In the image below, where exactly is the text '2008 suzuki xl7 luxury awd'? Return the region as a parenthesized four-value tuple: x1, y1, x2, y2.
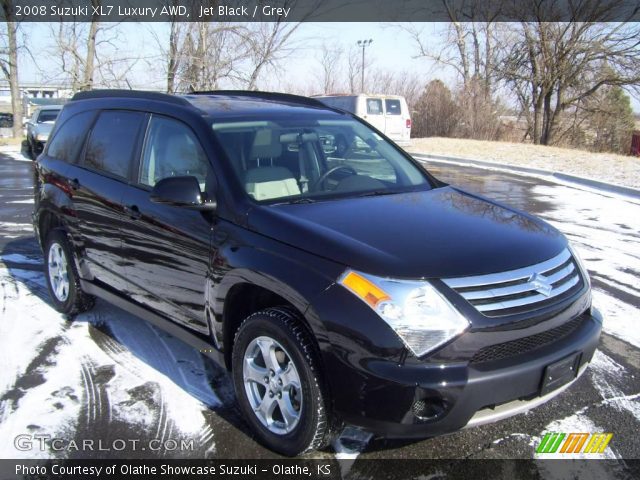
(33, 90, 601, 456)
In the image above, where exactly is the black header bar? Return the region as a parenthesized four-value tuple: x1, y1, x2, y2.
(2, 0, 640, 22)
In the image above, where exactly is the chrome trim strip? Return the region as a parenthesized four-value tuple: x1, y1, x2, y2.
(443, 249, 572, 289)
(476, 274, 580, 312)
(461, 263, 576, 301)
(465, 361, 589, 428)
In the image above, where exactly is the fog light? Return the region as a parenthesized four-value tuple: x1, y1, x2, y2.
(412, 398, 448, 421)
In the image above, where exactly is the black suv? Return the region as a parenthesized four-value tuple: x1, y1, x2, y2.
(33, 90, 601, 456)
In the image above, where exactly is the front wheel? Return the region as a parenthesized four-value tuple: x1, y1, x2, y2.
(232, 307, 332, 456)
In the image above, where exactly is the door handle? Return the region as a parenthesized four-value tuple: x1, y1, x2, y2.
(68, 178, 80, 190)
(125, 204, 141, 220)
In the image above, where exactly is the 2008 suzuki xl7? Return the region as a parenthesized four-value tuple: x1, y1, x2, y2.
(33, 90, 601, 456)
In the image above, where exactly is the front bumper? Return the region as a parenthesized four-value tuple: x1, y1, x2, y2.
(333, 307, 602, 438)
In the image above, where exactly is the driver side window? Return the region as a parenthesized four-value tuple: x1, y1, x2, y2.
(139, 116, 210, 189)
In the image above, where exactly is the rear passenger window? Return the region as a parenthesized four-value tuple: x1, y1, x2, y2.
(84, 111, 144, 178)
(366, 98, 383, 115)
(385, 99, 401, 115)
(47, 111, 94, 163)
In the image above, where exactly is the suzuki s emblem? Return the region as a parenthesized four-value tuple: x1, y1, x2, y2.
(529, 273, 552, 297)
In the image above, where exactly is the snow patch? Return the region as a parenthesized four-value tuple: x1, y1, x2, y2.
(589, 351, 640, 421)
(592, 290, 640, 350)
(0, 266, 217, 458)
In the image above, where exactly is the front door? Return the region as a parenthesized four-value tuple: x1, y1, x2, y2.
(119, 114, 215, 334)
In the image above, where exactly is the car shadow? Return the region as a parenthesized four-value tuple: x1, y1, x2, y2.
(0, 236, 280, 457)
(1, 235, 387, 458)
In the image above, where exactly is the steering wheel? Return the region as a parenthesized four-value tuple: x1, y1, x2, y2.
(311, 165, 358, 191)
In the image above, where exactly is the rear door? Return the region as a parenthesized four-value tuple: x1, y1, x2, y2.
(66, 110, 145, 286)
(383, 98, 405, 142)
(362, 97, 386, 132)
(119, 114, 215, 333)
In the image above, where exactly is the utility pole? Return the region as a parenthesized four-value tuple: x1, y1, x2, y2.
(357, 39, 372, 93)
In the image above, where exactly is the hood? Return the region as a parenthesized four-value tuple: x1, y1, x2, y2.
(34, 123, 55, 135)
(247, 186, 566, 279)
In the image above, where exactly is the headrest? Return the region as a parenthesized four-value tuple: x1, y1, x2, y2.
(250, 129, 282, 159)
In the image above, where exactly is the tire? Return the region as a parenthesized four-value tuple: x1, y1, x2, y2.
(27, 137, 34, 159)
(232, 307, 331, 456)
(44, 229, 95, 317)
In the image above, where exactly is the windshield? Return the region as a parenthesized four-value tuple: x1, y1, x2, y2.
(212, 116, 430, 203)
(38, 110, 60, 123)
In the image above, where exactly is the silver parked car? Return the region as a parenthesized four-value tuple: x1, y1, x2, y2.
(26, 105, 63, 158)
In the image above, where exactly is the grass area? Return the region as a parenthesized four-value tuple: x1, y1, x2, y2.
(407, 137, 640, 189)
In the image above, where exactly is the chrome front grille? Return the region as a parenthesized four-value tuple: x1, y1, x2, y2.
(443, 249, 583, 317)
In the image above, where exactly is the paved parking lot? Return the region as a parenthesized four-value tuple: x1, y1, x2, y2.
(0, 149, 638, 473)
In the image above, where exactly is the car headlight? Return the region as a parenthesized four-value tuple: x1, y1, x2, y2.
(338, 270, 469, 357)
(35, 133, 48, 142)
(568, 243, 591, 288)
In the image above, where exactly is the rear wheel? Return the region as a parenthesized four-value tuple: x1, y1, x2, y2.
(44, 229, 95, 316)
(232, 307, 331, 456)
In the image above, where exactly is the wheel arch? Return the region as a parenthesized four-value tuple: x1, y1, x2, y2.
(214, 269, 329, 372)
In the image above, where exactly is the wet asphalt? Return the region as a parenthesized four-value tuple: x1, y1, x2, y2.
(0, 149, 638, 468)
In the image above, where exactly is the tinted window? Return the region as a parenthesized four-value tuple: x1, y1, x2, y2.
(84, 111, 144, 178)
(140, 116, 210, 189)
(319, 96, 356, 113)
(366, 98, 383, 115)
(38, 110, 60, 123)
(47, 111, 94, 163)
(385, 99, 401, 115)
(0, 113, 13, 128)
(212, 116, 428, 203)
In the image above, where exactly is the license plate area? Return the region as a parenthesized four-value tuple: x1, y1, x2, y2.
(540, 352, 581, 396)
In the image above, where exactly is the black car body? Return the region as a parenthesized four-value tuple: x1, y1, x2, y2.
(33, 90, 601, 455)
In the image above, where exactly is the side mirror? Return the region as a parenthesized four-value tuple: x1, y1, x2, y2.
(150, 176, 216, 211)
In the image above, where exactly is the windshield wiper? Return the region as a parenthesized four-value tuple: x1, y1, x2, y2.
(354, 190, 399, 198)
(286, 197, 316, 204)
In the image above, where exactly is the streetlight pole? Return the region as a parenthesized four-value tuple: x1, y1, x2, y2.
(357, 39, 373, 93)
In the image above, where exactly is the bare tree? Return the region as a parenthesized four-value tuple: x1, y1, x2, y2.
(346, 46, 365, 94)
(82, 0, 100, 91)
(0, 0, 21, 137)
(500, 15, 640, 145)
(316, 42, 343, 94)
(46, 18, 139, 92)
(242, 19, 302, 90)
(166, 17, 184, 93)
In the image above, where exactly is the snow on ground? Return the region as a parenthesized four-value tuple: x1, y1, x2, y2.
(0, 146, 31, 163)
(589, 351, 640, 421)
(0, 264, 218, 458)
(0, 222, 33, 239)
(408, 137, 640, 189)
(531, 184, 640, 349)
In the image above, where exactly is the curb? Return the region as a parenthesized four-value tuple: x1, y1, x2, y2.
(410, 152, 640, 199)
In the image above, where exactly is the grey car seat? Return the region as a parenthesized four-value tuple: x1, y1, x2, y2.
(245, 129, 300, 200)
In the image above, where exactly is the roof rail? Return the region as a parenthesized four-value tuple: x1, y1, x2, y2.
(188, 90, 326, 108)
(71, 89, 191, 106)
